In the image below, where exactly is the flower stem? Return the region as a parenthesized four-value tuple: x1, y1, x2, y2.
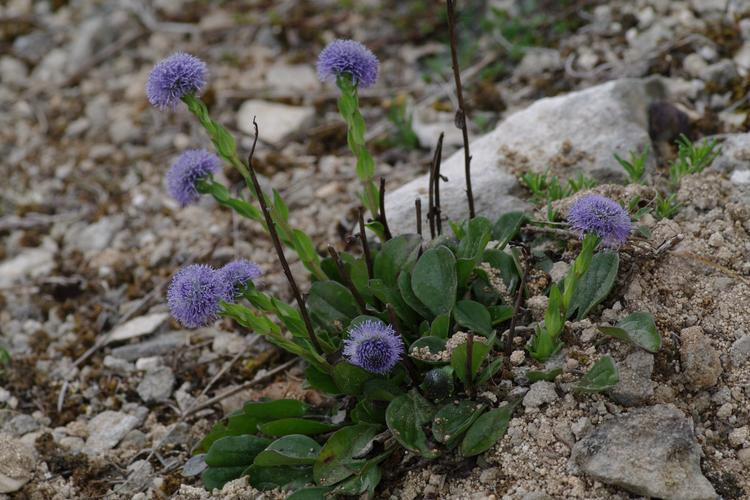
(336, 75, 380, 223)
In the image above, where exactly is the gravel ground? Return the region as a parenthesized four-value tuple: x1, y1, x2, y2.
(2, 0, 750, 498)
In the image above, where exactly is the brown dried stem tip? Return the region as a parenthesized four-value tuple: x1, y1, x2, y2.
(245, 118, 323, 354)
(446, 0, 475, 219)
(428, 132, 445, 238)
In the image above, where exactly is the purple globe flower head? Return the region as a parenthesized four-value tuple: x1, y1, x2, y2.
(219, 259, 262, 294)
(146, 52, 207, 109)
(567, 194, 632, 247)
(167, 149, 220, 207)
(317, 39, 379, 88)
(167, 264, 232, 328)
(343, 320, 403, 375)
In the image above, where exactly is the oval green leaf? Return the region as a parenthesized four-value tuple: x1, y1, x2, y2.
(411, 246, 457, 317)
(454, 300, 493, 336)
(254, 435, 321, 466)
(598, 311, 661, 353)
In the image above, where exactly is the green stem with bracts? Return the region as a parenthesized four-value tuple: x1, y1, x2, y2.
(529, 234, 598, 361)
(336, 75, 381, 232)
(182, 93, 325, 281)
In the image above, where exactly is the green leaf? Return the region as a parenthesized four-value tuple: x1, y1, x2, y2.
(411, 246, 457, 317)
(192, 410, 262, 454)
(304, 366, 340, 395)
(385, 390, 438, 458)
(333, 362, 374, 395)
(488, 305, 514, 325)
(205, 435, 272, 467)
(350, 398, 387, 425)
(573, 356, 620, 393)
(273, 189, 289, 222)
(246, 464, 313, 491)
(398, 271, 433, 320)
(450, 333, 495, 386)
(244, 400, 308, 420)
(368, 279, 420, 326)
(292, 229, 318, 264)
(313, 424, 381, 485)
(202, 435, 272, 490)
(333, 462, 382, 496)
(456, 217, 493, 285)
(457, 218, 492, 262)
(454, 300, 493, 336)
(567, 252, 619, 320)
(492, 212, 528, 249)
(544, 284, 563, 339)
(598, 311, 661, 353)
(528, 368, 562, 382)
(308, 281, 360, 330)
(202, 466, 248, 491)
(258, 419, 340, 437)
(432, 400, 485, 445)
(373, 234, 422, 287)
(460, 400, 520, 457)
(476, 357, 504, 386)
(430, 314, 451, 339)
(254, 435, 321, 466)
(363, 379, 404, 401)
(408, 336, 448, 364)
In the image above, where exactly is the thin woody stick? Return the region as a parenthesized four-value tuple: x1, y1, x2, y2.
(246, 118, 323, 354)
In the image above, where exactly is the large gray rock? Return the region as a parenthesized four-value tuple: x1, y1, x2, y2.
(385, 79, 657, 234)
(571, 404, 716, 500)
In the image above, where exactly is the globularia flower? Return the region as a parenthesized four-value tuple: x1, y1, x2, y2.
(146, 52, 207, 109)
(343, 320, 403, 375)
(167, 264, 232, 328)
(219, 260, 262, 294)
(568, 194, 632, 247)
(317, 39, 379, 88)
(167, 149, 220, 206)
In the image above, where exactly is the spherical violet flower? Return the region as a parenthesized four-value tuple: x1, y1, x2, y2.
(343, 320, 403, 375)
(167, 264, 232, 328)
(146, 52, 207, 109)
(567, 194, 632, 247)
(219, 259, 262, 294)
(317, 39, 379, 88)
(166, 149, 220, 206)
